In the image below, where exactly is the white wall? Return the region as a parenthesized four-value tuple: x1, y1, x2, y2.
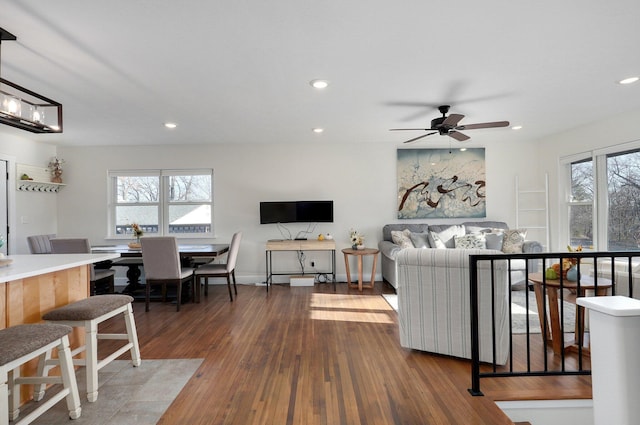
(55, 140, 537, 284)
(0, 132, 57, 254)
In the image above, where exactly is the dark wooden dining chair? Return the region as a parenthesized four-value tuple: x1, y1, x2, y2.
(50, 238, 115, 295)
(195, 231, 242, 301)
(140, 236, 195, 312)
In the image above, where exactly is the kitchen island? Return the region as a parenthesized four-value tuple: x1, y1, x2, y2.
(1, 253, 121, 329)
(0, 253, 121, 404)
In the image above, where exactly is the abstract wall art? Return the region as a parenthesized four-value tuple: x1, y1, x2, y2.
(397, 148, 486, 219)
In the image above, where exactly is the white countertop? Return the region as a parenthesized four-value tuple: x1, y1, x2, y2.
(0, 253, 121, 283)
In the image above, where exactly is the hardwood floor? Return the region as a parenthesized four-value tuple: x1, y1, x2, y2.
(98, 282, 590, 424)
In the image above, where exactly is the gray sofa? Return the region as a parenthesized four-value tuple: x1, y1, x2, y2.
(379, 221, 543, 289)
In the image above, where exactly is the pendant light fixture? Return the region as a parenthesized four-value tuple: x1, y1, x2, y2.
(0, 27, 63, 133)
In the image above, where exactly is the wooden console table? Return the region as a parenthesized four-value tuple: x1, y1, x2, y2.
(265, 239, 336, 292)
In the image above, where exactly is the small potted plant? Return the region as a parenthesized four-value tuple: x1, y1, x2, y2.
(128, 223, 144, 248)
(349, 229, 365, 249)
(48, 157, 65, 183)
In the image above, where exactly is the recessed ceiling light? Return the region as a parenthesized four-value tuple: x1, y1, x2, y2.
(164, 122, 177, 129)
(511, 125, 523, 130)
(312, 128, 324, 133)
(618, 77, 639, 85)
(310, 79, 329, 89)
(459, 148, 467, 152)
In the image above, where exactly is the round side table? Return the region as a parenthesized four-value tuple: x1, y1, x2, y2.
(342, 247, 380, 291)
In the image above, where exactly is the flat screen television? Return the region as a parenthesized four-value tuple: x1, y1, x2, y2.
(260, 201, 333, 224)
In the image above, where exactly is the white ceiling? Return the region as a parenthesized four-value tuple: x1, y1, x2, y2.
(2, 0, 640, 147)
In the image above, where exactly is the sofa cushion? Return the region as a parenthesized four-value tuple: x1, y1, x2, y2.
(502, 229, 527, 253)
(454, 234, 486, 249)
(391, 229, 414, 249)
(463, 221, 509, 234)
(409, 232, 430, 248)
(382, 224, 429, 242)
(427, 224, 465, 249)
(484, 232, 505, 250)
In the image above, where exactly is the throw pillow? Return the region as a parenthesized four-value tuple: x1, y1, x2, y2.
(409, 232, 430, 248)
(502, 229, 527, 254)
(484, 231, 505, 251)
(427, 225, 465, 249)
(430, 232, 446, 249)
(454, 234, 486, 249)
(391, 229, 414, 249)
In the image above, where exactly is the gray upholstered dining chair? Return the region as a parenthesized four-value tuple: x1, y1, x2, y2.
(195, 231, 242, 302)
(50, 238, 116, 295)
(27, 234, 56, 254)
(140, 236, 195, 312)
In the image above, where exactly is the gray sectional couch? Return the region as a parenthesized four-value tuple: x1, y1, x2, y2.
(383, 221, 543, 363)
(396, 247, 511, 364)
(379, 221, 543, 290)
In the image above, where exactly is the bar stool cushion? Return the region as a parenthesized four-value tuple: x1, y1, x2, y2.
(0, 324, 72, 365)
(43, 295, 134, 321)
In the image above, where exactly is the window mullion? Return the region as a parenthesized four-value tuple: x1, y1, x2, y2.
(160, 175, 168, 235)
(594, 154, 608, 250)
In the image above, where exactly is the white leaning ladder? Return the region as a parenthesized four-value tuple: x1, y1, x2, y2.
(515, 173, 550, 251)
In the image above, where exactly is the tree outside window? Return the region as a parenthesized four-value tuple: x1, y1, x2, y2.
(109, 170, 213, 237)
(569, 159, 593, 248)
(607, 150, 640, 250)
(568, 149, 640, 251)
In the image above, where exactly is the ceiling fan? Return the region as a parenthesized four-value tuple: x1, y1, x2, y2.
(390, 105, 509, 143)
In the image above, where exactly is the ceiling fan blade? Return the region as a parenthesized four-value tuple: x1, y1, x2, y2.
(442, 113, 464, 127)
(456, 121, 510, 130)
(448, 131, 470, 142)
(403, 132, 437, 144)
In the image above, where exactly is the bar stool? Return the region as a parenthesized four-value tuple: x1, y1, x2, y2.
(0, 323, 81, 425)
(40, 294, 141, 403)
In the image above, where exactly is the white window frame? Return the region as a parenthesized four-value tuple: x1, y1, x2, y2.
(562, 154, 597, 249)
(107, 168, 214, 239)
(561, 139, 640, 251)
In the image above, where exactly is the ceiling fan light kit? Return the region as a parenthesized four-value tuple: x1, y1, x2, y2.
(390, 104, 509, 144)
(0, 27, 63, 134)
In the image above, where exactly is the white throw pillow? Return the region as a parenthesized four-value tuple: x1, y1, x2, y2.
(430, 232, 447, 249)
(391, 229, 414, 249)
(502, 229, 527, 253)
(427, 225, 465, 249)
(454, 234, 487, 249)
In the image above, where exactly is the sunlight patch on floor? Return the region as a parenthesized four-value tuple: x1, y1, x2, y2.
(511, 303, 536, 315)
(308, 293, 394, 323)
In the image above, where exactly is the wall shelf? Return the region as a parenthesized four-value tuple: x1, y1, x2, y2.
(16, 163, 65, 193)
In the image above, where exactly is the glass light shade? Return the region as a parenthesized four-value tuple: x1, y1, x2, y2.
(1, 94, 21, 116)
(29, 105, 44, 123)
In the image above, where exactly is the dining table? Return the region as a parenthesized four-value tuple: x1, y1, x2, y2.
(92, 243, 229, 296)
